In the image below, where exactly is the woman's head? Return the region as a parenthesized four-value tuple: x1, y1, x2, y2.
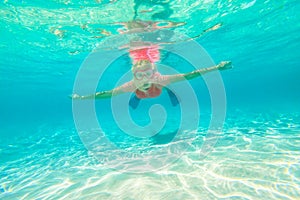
(129, 45, 160, 90)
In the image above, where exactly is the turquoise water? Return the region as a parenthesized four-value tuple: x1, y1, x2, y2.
(1, 0, 300, 199)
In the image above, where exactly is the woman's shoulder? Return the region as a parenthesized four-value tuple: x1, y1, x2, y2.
(152, 72, 170, 86)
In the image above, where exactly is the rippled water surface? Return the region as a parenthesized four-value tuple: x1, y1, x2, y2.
(1, 0, 300, 199)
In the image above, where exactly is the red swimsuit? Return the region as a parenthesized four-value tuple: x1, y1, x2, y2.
(135, 84, 162, 99)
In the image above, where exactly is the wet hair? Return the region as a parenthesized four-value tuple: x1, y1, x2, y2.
(132, 60, 154, 71)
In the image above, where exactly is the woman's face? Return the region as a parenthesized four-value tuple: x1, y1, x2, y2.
(133, 62, 156, 90)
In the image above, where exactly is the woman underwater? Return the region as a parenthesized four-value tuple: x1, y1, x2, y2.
(71, 43, 233, 109)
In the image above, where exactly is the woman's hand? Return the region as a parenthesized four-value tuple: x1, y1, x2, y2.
(69, 94, 82, 100)
(217, 61, 233, 70)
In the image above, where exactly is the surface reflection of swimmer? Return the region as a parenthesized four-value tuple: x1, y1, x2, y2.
(71, 44, 232, 109)
(116, 20, 222, 46)
(133, 0, 173, 20)
(115, 20, 184, 35)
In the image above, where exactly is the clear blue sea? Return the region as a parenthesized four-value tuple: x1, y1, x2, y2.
(1, 0, 300, 199)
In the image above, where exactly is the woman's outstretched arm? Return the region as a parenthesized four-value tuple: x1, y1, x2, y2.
(70, 81, 135, 100)
(70, 89, 120, 100)
(163, 61, 232, 84)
